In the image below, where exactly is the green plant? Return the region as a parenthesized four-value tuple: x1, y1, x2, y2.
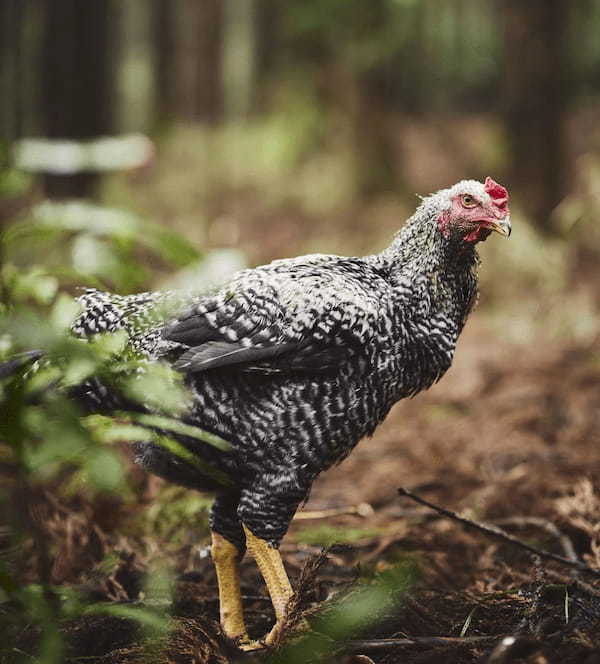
(0, 200, 220, 663)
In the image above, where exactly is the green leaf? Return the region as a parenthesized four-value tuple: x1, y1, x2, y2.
(151, 433, 234, 488)
(122, 364, 189, 416)
(50, 294, 81, 332)
(127, 413, 231, 451)
(90, 329, 129, 359)
(62, 356, 98, 385)
(84, 602, 170, 633)
(86, 448, 124, 491)
(26, 365, 63, 394)
(270, 560, 418, 663)
(23, 403, 90, 476)
(10, 268, 58, 304)
(87, 420, 152, 444)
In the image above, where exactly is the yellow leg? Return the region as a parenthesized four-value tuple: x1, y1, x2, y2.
(243, 524, 294, 646)
(211, 531, 248, 642)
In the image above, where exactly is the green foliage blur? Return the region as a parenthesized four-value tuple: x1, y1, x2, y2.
(269, 556, 419, 664)
(0, 198, 214, 663)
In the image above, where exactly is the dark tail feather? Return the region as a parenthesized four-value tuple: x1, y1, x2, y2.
(0, 350, 45, 379)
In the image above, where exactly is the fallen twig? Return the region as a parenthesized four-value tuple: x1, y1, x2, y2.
(347, 635, 501, 652)
(493, 516, 579, 562)
(398, 487, 600, 579)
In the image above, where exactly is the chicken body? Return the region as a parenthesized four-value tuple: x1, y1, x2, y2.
(70, 178, 510, 646)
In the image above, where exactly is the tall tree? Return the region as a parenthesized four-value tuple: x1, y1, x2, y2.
(222, 0, 256, 120)
(501, 0, 570, 230)
(175, 0, 224, 124)
(152, 0, 177, 130)
(0, 0, 23, 155)
(41, 0, 114, 198)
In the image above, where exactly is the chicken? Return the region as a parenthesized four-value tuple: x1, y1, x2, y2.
(68, 177, 511, 647)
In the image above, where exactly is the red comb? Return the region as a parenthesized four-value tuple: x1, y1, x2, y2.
(484, 177, 509, 210)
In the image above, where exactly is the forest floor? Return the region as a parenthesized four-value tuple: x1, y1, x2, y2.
(6, 312, 600, 664)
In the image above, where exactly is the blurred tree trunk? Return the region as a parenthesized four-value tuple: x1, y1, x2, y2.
(352, 1, 398, 197)
(254, 0, 279, 111)
(152, 0, 177, 130)
(175, 0, 223, 124)
(0, 0, 23, 157)
(354, 71, 397, 197)
(223, 0, 256, 120)
(501, 0, 570, 231)
(117, 2, 153, 133)
(41, 0, 114, 198)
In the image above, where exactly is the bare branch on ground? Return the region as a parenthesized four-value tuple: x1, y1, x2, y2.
(397, 487, 600, 580)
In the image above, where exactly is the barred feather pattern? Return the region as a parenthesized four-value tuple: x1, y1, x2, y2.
(71, 180, 485, 549)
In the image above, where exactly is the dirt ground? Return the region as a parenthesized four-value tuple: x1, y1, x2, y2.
(5, 313, 600, 664)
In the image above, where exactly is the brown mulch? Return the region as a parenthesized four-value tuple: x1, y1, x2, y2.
(3, 322, 600, 663)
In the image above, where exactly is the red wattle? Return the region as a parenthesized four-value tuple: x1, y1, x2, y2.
(463, 228, 481, 243)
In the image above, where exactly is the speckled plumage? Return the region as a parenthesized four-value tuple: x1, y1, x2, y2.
(71, 180, 502, 551)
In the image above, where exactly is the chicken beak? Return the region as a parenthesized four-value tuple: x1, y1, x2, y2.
(487, 217, 511, 237)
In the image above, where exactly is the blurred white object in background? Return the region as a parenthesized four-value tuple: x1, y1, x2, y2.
(14, 134, 155, 174)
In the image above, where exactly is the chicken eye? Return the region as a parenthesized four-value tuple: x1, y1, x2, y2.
(461, 194, 477, 208)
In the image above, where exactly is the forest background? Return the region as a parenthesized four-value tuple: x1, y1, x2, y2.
(2, 2, 600, 663)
